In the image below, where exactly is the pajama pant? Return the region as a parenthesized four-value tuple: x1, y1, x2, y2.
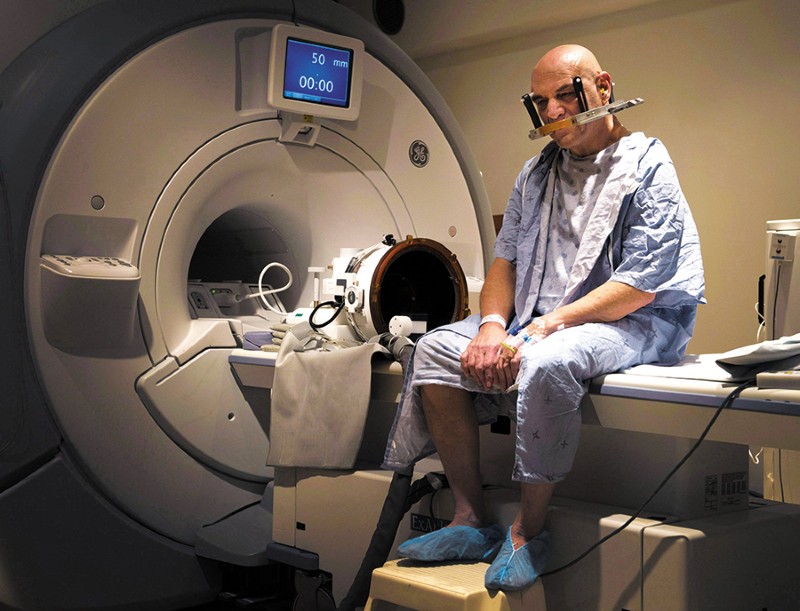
(382, 311, 680, 483)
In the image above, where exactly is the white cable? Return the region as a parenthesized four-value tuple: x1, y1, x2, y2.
(749, 446, 764, 465)
(754, 301, 765, 341)
(240, 262, 293, 315)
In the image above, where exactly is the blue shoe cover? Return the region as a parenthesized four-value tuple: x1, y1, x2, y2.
(484, 528, 550, 591)
(397, 524, 504, 562)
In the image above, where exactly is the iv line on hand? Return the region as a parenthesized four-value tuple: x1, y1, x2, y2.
(500, 318, 547, 354)
(499, 317, 566, 354)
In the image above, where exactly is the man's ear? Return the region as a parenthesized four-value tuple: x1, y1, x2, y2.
(596, 72, 613, 103)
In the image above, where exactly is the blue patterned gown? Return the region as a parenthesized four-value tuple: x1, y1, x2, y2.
(383, 132, 705, 483)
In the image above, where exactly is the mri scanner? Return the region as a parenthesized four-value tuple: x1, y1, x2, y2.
(3, 1, 800, 610)
(0, 1, 490, 608)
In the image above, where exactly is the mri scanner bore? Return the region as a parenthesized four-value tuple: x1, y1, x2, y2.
(0, 0, 493, 608)
(189, 221, 469, 345)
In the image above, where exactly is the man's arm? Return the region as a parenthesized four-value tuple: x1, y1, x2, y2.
(479, 257, 516, 324)
(528, 280, 654, 338)
(460, 258, 516, 389)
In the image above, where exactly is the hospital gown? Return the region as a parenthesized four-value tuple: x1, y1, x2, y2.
(382, 132, 705, 483)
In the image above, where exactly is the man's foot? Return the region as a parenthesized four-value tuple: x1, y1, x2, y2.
(484, 527, 550, 591)
(397, 524, 504, 562)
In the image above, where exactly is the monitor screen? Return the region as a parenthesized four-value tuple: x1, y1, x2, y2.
(283, 37, 353, 108)
(268, 24, 364, 121)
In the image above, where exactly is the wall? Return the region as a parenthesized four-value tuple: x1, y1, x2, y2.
(404, 0, 799, 354)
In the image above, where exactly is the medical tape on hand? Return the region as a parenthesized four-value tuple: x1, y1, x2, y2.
(499, 318, 550, 354)
(500, 330, 532, 354)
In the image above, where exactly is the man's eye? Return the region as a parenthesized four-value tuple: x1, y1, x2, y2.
(558, 91, 578, 102)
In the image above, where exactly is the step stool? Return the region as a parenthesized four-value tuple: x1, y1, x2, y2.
(364, 559, 546, 611)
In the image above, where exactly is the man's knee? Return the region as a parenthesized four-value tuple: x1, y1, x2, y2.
(412, 332, 439, 361)
(520, 333, 600, 382)
(521, 348, 574, 380)
(411, 329, 467, 370)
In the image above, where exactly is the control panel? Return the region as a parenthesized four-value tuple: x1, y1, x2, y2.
(41, 254, 140, 278)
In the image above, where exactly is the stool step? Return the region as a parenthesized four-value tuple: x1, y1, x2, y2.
(364, 559, 546, 611)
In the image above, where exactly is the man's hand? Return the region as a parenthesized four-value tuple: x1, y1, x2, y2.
(460, 323, 521, 390)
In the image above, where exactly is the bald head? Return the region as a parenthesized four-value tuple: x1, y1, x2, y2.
(530, 45, 625, 155)
(533, 45, 603, 88)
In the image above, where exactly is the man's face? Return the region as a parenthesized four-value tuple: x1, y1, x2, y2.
(530, 69, 604, 154)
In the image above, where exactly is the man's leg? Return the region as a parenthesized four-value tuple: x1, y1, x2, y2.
(487, 320, 656, 590)
(512, 482, 555, 546)
(396, 383, 504, 562)
(420, 384, 487, 527)
(483, 474, 555, 591)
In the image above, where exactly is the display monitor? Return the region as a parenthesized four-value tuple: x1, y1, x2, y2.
(268, 24, 364, 121)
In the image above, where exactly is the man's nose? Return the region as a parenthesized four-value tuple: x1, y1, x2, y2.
(544, 99, 566, 121)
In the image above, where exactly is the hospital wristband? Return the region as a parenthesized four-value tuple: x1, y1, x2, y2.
(480, 314, 507, 329)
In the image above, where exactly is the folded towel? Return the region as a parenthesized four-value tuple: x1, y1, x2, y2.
(267, 330, 389, 468)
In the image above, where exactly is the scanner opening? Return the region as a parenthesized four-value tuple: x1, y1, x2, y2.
(188, 208, 300, 319)
(368, 238, 469, 335)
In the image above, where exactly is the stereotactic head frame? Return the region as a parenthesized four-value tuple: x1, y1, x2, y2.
(526, 97, 644, 141)
(572, 76, 589, 113)
(523, 77, 644, 141)
(521, 75, 590, 130)
(521, 92, 542, 129)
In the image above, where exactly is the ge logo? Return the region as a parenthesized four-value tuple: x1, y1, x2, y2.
(408, 140, 429, 168)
